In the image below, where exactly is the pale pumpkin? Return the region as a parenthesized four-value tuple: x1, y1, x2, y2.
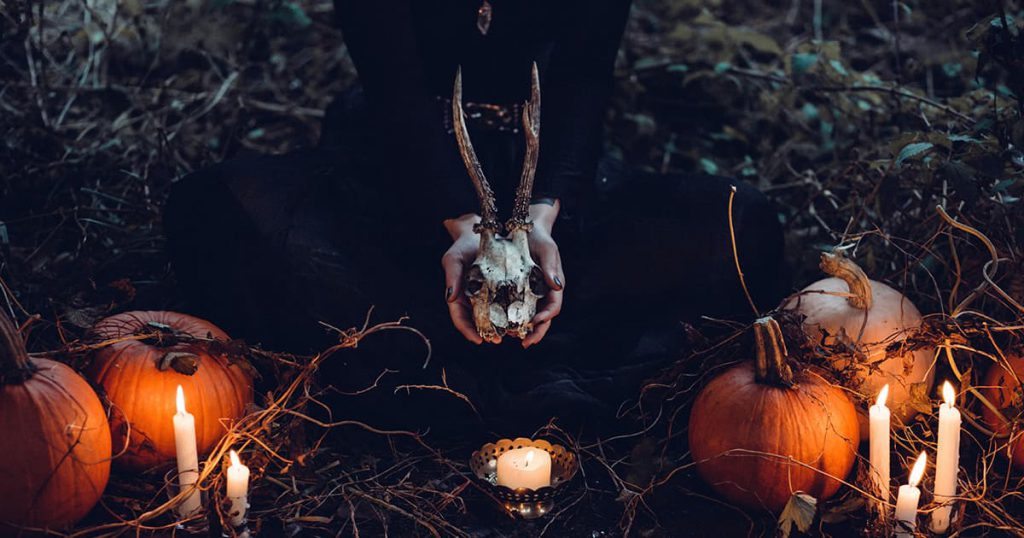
(87, 311, 254, 471)
(0, 311, 111, 534)
(979, 353, 1024, 469)
(688, 317, 860, 513)
(784, 252, 934, 439)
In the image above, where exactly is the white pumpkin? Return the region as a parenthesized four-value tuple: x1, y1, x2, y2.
(784, 252, 934, 439)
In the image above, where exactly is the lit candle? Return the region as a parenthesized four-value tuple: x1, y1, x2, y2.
(495, 448, 551, 490)
(869, 384, 891, 504)
(931, 381, 961, 533)
(226, 450, 250, 530)
(173, 385, 202, 516)
(894, 452, 927, 538)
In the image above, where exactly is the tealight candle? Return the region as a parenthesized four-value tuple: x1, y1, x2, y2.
(496, 448, 551, 490)
(173, 385, 202, 516)
(226, 450, 250, 529)
(894, 452, 927, 538)
(869, 384, 891, 504)
(931, 381, 961, 534)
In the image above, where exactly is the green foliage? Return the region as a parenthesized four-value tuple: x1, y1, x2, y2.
(895, 142, 936, 166)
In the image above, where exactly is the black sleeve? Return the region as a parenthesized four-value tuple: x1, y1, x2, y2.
(334, 0, 478, 221)
(535, 0, 632, 206)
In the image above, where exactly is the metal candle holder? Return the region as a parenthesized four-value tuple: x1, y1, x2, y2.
(469, 438, 578, 519)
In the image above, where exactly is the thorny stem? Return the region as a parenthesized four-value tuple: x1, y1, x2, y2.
(752, 317, 795, 387)
(819, 251, 874, 310)
(0, 309, 35, 385)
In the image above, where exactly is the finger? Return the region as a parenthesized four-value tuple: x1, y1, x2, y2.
(522, 320, 552, 348)
(448, 300, 483, 344)
(532, 289, 563, 324)
(535, 241, 565, 291)
(441, 252, 464, 302)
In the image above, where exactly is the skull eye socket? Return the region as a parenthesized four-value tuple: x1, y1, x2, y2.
(529, 265, 547, 296)
(465, 265, 486, 295)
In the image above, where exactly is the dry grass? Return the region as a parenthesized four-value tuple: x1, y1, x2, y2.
(3, 0, 1024, 535)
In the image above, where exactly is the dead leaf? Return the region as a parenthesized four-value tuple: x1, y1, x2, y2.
(778, 492, 817, 538)
(907, 382, 934, 415)
(820, 495, 864, 524)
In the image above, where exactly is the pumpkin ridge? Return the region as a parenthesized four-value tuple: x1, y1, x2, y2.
(40, 366, 112, 467)
(30, 368, 96, 524)
(23, 375, 65, 521)
(209, 359, 238, 442)
(87, 311, 253, 471)
(688, 316, 859, 512)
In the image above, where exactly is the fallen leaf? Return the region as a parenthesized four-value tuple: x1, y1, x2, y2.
(778, 492, 817, 538)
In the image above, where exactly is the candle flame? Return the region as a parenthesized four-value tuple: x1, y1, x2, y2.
(876, 384, 890, 407)
(230, 450, 242, 468)
(942, 381, 955, 407)
(175, 385, 186, 415)
(908, 452, 927, 487)
(525, 449, 535, 467)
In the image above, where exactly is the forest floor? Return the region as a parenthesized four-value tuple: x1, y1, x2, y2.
(2, 0, 1024, 536)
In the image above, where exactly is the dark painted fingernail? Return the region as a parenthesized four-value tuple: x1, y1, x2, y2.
(553, 276, 563, 289)
(445, 286, 453, 301)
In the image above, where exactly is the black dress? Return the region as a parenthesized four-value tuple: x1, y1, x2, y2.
(163, 0, 787, 432)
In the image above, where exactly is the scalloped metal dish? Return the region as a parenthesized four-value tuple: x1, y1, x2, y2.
(469, 438, 578, 519)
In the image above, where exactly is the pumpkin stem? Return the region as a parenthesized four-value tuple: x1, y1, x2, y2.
(159, 352, 200, 375)
(0, 310, 37, 385)
(753, 317, 794, 387)
(819, 251, 873, 310)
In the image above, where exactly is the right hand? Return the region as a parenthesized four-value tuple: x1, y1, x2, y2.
(441, 214, 487, 344)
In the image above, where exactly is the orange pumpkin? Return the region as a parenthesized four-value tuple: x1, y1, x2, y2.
(0, 311, 111, 534)
(688, 317, 860, 512)
(784, 252, 934, 439)
(979, 353, 1024, 469)
(87, 311, 254, 471)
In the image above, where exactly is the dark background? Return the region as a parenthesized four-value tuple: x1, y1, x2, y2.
(2, 0, 1023, 536)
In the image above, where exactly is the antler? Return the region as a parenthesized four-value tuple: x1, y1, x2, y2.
(453, 67, 500, 233)
(507, 62, 541, 232)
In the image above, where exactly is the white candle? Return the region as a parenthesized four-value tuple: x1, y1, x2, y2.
(495, 448, 551, 490)
(894, 452, 927, 538)
(869, 384, 891, 504)
(173, 385, 202, 516)
(931, 381, 961, 533)
(226, 450, 250, 529)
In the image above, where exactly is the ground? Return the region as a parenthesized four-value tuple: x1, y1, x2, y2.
(2, 0, 1024, 536)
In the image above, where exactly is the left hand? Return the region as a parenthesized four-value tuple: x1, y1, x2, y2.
(522, 200, 565, 348)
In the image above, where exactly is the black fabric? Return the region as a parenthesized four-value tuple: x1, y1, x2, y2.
(165, 90, 787, 434)
(333, 0, 632, 220)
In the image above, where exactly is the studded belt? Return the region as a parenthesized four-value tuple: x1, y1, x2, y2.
(439, 97, 524, 134)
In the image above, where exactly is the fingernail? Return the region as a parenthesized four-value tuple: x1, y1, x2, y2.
(445, 286, 453, 301)
(553, 276, 563, 290)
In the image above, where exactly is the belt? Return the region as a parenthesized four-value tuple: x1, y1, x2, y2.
(438, 97, 525, 134)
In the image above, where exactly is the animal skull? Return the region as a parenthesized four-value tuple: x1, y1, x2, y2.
(452, 64, 548, 342)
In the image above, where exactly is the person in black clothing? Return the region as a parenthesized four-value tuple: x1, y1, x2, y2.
(164, 0, 787, 432)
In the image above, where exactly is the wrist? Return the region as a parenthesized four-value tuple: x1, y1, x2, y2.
(444, 213, 481, 240)
(529, 199, 560, 234)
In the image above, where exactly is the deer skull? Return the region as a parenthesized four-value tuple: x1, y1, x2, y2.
(452, 64, 547, 342)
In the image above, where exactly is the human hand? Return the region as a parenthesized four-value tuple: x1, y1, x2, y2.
(522, 200, 564, 348)
(442, 213, 485, 344)
(441, 201, 564, 347)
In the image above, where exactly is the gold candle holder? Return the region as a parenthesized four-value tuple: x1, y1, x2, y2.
(469, 438, 578, 519)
